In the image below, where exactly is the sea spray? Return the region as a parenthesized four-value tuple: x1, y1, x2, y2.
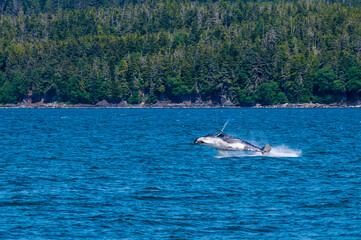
(216, 145, 301, 158)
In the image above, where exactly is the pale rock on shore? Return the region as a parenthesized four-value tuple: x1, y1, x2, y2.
(0, 100, 360, 109)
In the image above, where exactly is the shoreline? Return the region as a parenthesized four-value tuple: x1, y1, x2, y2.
(0, 101, 361, 109)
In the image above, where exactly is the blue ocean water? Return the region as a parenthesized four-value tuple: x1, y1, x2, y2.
(0, 108, 360, 239)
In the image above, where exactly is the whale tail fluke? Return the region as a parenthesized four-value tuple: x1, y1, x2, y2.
(261, 144, 272, 154)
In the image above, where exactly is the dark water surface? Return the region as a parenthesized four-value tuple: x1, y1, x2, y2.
(0, 109, 360, 239)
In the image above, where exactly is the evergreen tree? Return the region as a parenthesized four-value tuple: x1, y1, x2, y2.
(0, 0, 360, 105)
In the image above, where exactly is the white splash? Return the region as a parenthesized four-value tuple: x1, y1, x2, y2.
(216, 145, 301, 158)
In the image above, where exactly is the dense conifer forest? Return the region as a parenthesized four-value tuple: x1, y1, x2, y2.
(0, 0, 361, 105)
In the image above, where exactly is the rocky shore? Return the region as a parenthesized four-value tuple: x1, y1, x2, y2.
(254, 102, 361, 108)
(1, 100, 361, 109)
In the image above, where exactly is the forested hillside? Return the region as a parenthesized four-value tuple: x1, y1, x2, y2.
(0, 0, 361, 105)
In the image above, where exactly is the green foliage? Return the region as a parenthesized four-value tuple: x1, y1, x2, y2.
(237, 89, 255, 106)
(146, 93, 158, 104)
(0, 81, 20, 103)
(255, 81, 285, 105)
(0, 71, 27, 103)
(128, 91, 142, 104)
(345, 67, 361, 100)
(0, 0, 361, 105)
(313, 67, 344, 103)
(166, 77, 193, 102)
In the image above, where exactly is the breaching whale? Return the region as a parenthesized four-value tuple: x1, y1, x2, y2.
(194, 122, 272, 154)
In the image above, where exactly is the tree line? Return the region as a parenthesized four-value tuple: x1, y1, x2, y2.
(0, 0, 361, 105)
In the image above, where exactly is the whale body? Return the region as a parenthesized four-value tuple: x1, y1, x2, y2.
(194, 134, 272, 154)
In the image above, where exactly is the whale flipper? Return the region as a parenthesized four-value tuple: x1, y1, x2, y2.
(216, 121, 228, 137)
(261, 144, 272, 154)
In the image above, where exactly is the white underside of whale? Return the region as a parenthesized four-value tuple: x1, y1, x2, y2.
(199, 137, 256, 151)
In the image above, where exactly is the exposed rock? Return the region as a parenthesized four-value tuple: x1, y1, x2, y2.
(95, 100, 113, 107)
(222, 101, 236, 108)
(116, 101, 128, 107)
(72, 104, 92, 108)
(195, 98, 203, 104)
(1, 100, 361, 109)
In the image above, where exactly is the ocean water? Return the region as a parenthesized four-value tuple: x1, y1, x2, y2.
(0, 108, 360, 239)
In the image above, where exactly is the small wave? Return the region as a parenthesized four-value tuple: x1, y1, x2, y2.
(216, 145, 301, 158)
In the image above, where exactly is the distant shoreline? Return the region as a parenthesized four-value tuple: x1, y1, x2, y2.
(1, 101, 361, 109)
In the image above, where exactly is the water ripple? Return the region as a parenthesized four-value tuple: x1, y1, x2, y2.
(0, 108, 360, 239)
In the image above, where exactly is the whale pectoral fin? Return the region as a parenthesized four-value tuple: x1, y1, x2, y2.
(216, 121, 229, 137)
(261, 144, 272, 154)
